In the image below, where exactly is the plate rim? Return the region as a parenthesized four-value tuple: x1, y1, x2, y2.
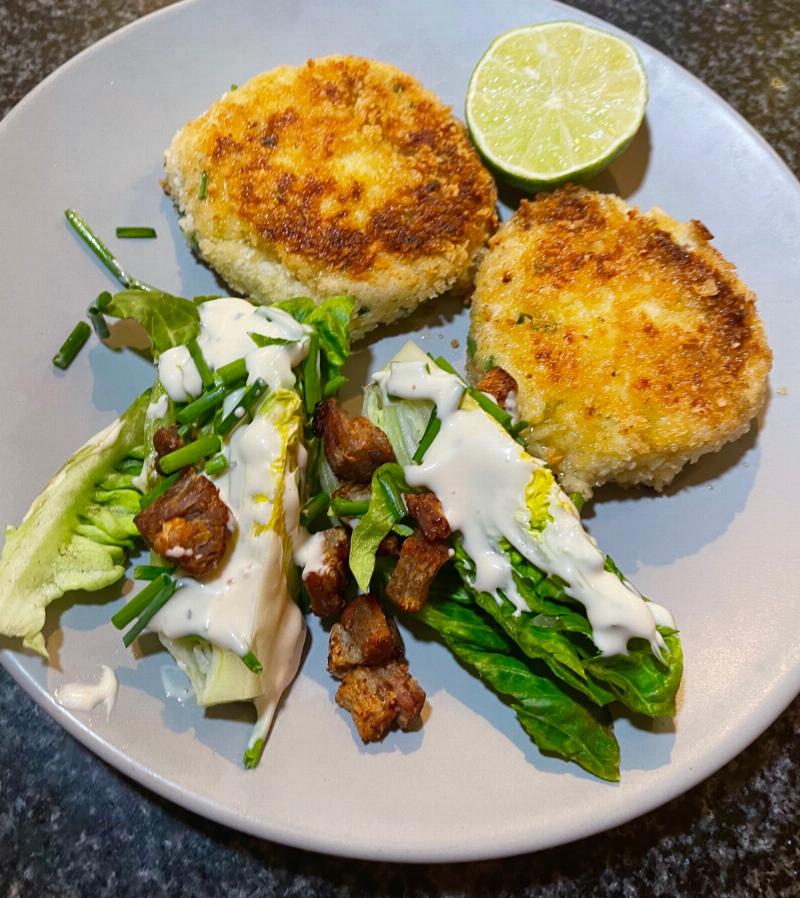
(1, 0, 799, 863)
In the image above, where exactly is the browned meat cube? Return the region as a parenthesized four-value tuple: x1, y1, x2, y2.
(134, 472, 232, 578)
(152, 425, 184, 476)
(312, 398, 395, 481)
(328, 594, 402, 677)
(335, 660, 425, 742)
(386, 533, 451, 612)
(476, 366, 518, 408)
(405, 492, 451, 541)
(302, 527, 350, 618)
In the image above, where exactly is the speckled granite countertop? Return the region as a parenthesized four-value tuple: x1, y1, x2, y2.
(1, 1, 798, 895)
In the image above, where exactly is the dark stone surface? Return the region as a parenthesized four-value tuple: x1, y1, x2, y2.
(1, 1, 798, 896)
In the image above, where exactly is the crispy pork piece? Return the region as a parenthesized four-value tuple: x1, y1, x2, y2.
(134, 472, 231, 578)
(386, 532, 451, 613)
(328, 594, 402, 677)
(476, 366, 518, 409)
(469, 184, 772, 497)
(313, 398, 395, 481)
(163, 56, 497, 341)
(335, 660, 425, 742)
(152, 425, 184, 476)
(302, 527, 350, 618)
(405, 492, 451, 541)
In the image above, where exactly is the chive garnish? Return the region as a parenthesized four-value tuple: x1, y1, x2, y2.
(300, 491, 330, 527)
(112, 573, 171, 630)
(134, 564, 176, 581)
(243, 738, 265, 769)
(569, 492, 586, 513)
(216, 378, 268, 437)
(199, 171, 208, 199)
(64, 209, 155, 291)
(87, 304, 110, 339)
(323, 374, 348, 398)
(160, 434, 221, 474)
(248, 332, 296, 348)
(96, 290, 113, 311)
(466, 386, 513, 431)
(115, 226, 157, 239)
(330, 497, 369, 517)
(377, 473, 407, 521)
(52, 321, 91, 369)
(213, 357, 247, 386)
(186, 337, 214, 388)
(139, 471, 182, 509)
(205, 452, 228, 476)
(431, 355, 459, 377)
(241, 650, 263, 674)
(122, 577, 178, 647)
(176, 383, 228, 425)
(302, 334, 321, 416)
(392, 522, 414, 537)
(412, 407, 441, 463)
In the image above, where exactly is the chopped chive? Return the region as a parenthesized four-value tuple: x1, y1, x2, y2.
(392, 522, 414, 537)
(115, 226, 157, 239)
(412, 407, 441, 463)
(569, 492, 586, 513)
(160, 434, 221, 474)
(95, 290, 113, 311)
(176, 383, 228, 424)
(248, 332, 296, 348)
(466, 334, 477, 358)
(323, 374, 348, 398)
(52, 321, 91, 369)
(431, 355, 460, 377)
(122, 577, 178, 647)
(303, 334, 321, 416)
(241, 650, 263, 674)
(243, 737, 265, 769)
(516, 313, 532, 325)
(87, 298, 110, 338)
(134, 564, 176, 581)
(377, 473, 407, 521)
(230, 83, 238, 91)
(199, 171, 208, 200)
(187, 337, 214, 388)
(205, 452, 228, 476)
(214, 357, 247, 386)
(511, 419, 529, 436)
(139, 471, 182, 509)
(466, 386, 513, 431)
(484, 355, 495, 373)
(300, 491, 330, 527)
(64, 209, 155, 291)
(330, 497, 369, 517)
(112, 573, 171, 629)
(177, 423, 193, 442)
(217, 378, 268, 437)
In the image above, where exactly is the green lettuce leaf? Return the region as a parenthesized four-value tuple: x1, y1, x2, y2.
(416, 592, 620, 781)
(349, 463, 407, 591)
(0, 392, 149, 656)
(276, 294, 355, 381)
(105, 289, 200, 356)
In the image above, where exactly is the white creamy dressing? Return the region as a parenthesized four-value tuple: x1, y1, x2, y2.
(131, 392, 171, 493)
(376, 353, 673, 659)
(158, 298, 310, 403)
(54, 665, 118, 720)
(373, 359, 465, 417)
(293, 529, 331, 582)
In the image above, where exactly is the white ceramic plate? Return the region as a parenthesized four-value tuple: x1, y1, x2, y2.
(1, 0, 798, 864)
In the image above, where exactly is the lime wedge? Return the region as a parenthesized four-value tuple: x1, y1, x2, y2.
(466, 21, 648, 190)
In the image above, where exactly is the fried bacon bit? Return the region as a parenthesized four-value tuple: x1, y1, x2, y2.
(328, 594, 403, 676)
(312, 398, 395, 481)
(386, 532, 451, 613)
(303, 527, 350, 618)
(405, 492, 451, 541)
(476, 366, 518, 407)
(335, 661, 425, 742)
(134, 472, 232, 577)
(377, 532, 402, 556)
(152, 425, 184, 475)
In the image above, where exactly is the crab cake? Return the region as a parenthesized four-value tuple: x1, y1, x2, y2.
(164, 56, 497, 341)
(469, 185, 772, 497)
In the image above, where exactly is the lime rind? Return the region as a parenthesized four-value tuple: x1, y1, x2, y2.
(465, 21, 648, 191)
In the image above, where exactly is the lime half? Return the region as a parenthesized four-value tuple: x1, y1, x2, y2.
(466, 21, 648, 191)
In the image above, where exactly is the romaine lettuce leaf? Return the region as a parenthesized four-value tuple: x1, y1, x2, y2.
(105, 289, 200, 356)
(276, 294, 355, 381)
(0, 392, 149, 656)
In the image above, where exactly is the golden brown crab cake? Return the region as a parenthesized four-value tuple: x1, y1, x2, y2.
(164, 56, 497, 341)
(469, 185, 772, 497)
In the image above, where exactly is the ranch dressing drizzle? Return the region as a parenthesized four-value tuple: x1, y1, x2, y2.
(377, 356, 672, 659)
(54, 665, 118, 720)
